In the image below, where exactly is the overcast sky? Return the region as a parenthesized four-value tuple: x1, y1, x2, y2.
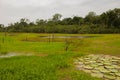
(0, 0, 120, 26)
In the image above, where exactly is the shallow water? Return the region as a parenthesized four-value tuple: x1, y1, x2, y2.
(0, 53, 33, 58)
(39, 36, 95, 39)
(0, 53, 17, 58)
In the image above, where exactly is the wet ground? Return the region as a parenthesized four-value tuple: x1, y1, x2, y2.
(39, 36, 96, 39)
(0, 52, 33, 58)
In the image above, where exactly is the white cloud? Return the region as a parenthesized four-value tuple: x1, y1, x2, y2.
(1, 0, 55, 7)
(60, 0, 86, 5)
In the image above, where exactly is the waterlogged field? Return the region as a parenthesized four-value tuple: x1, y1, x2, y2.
(0, 33, 120, 80)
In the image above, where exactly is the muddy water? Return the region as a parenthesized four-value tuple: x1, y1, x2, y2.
(0, 53, 18, 58)
(0, 53, 33, 58)
(39, 36, 96, 39)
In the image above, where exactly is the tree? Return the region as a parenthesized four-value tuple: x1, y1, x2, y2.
(52, 13, 62, 22)
(0, 24, 4, 32)
(5, 8, 120, 34)
(36, 19, 47, 25)
(84, 11, 97, 24)
(100, 8, 120, 28)
(20, 18, 29, 23)
(0, 24, 4, 28)
(20, 18, 29, 27)
(29, 22, 35, 26)
(72, 16, 83, 25)
(62, 18, 72, 25)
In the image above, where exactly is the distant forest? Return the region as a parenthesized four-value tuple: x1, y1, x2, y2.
(0, 8, 120, 34)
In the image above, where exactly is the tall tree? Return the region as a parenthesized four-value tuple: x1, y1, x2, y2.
(62, 18, 72, 25)
(100, 8, 120, 28)
(72, 16, 83, 25)
(84, 11, 97, 24)
(36, 19, 47, 25)
(52, 13, 62, 22)
(0, 24, 4, 32)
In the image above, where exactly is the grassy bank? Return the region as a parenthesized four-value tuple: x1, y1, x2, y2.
(0, 33, 120, 80)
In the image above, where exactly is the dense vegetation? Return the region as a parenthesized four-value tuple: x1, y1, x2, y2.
(0, 8, 120, 33)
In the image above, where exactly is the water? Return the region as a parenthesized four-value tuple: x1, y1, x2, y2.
(39, 36, 95, 39)
(0, 53, 33, 58)
(0, 53, 17, 58)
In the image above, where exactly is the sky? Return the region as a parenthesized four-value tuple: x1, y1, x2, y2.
(0, 0, 120, 26)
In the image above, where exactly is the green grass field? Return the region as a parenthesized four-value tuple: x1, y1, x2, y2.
(0, 33, 120, 80)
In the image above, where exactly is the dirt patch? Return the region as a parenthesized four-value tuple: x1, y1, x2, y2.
(61, 76, 71, 80)
(36, 54, 48, 57)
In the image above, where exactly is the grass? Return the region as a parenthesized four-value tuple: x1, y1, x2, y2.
(0, 53, 100, 80)
(0, 33, 120, 80)
(0, 51, 8, 55)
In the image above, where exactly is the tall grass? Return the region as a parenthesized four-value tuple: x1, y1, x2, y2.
(0, 33, 120, 80)
(0, 52, 100, 80)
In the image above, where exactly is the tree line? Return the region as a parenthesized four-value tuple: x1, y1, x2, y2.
(0, 8, 120, 34)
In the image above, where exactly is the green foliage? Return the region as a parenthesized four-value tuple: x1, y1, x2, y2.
(84, 12, 97, 24)
(1, 8, 119, 34)
(100, 8, 120, 28)
(52, 13, 62, 22)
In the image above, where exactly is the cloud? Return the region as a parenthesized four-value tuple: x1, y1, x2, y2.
(0, 0, 120, 26)
(0, 0, 55, 7)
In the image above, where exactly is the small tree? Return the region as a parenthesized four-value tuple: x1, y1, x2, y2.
(64, 39, 73, 51)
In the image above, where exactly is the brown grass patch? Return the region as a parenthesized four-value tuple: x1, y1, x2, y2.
(36, 53, 48, 57)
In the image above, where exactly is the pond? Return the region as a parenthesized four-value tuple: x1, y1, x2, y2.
(0, 52, 33, 58)
(0, 53, 17, 58)
(39, 36, 96, 39)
